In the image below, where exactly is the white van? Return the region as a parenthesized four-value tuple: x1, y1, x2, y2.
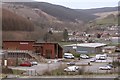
(96, 54, 107, 60)
(64, 53, 74, 59)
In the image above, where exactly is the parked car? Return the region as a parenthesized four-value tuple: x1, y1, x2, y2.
(98, 56, 107, 60)
(19, 61, 32, 67)
(107, 63, 116, 68)
(80, 54, 89, 59)
(64, 53, 74, 59)
(30, 61, 38, 65)
(64, 67, 73, 72)
(90, 58, 96, 62)
(64, 66, 79, 72)
(99, 65, 112, 70)
(67, 62, 75, 66)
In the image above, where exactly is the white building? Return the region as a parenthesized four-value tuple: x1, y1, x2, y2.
(64, 43, 107, 54)
(111, 37, 120, 43)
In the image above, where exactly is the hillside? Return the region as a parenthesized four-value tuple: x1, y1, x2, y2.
(11, 2, 97, 22)
(2, 2, 119, 41)
(95, 14, 118, 25)
(2, 8, 34, 31)
(78, 7, 118, 26)
(94, 11, 118, 19)
(2, 3, 85, 41)
(76, 7, 118, 14)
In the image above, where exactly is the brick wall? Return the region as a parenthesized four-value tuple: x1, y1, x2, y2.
(3, 41, 35, 51)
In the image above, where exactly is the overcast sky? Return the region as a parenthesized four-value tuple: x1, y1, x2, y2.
(34, 0, 120, 9)
(2, 0, 120, 9)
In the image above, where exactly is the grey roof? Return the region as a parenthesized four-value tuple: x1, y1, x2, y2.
(64, 43, 107, 48)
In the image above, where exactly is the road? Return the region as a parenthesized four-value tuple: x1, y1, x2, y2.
(1, 74, 118, 80)
(1, 74, 119, 80)
(1, 78, 116, 80)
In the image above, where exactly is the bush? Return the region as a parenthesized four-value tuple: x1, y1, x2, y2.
(43, 71, 51, 75)
(114, 77, 119, 80)
(2, 67, 13, 74)
(73, 53, 80, 58)
(112, 60, 120, 67)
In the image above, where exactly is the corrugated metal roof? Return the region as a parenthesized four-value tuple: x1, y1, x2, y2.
(64, 43, 107, 48)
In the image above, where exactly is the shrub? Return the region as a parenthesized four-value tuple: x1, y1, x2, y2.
(2, 67, 13, 74)
(43, 70, 51, 75)
(73, 53, 80, 58)
(112, 60, 120, 67)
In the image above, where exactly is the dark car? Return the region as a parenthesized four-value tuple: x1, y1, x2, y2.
(20, 61, 32, 67)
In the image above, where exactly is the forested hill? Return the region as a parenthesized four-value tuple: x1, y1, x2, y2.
(12, 2, 97, 22)
(2, 8, 34, 31)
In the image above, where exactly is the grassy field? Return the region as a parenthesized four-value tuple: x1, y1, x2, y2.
(96, 18, 117, 25)
(12, 69, 25, 75)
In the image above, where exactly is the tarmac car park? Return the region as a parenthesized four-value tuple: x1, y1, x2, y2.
(63, 53, 118, 73)
(8, 53, 119, 75)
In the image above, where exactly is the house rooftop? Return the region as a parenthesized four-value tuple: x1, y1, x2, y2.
(64, 43, 107, 48)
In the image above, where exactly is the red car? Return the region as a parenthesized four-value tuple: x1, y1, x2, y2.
(19, 61, 32, 67)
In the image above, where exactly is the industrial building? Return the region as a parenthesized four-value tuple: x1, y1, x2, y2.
(33, 42, 63, 59)
(102, 46, 116, 53)
(64, 43, 107, 54)
(2, 40, 63, 60)
(111, 37, 120, 43)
